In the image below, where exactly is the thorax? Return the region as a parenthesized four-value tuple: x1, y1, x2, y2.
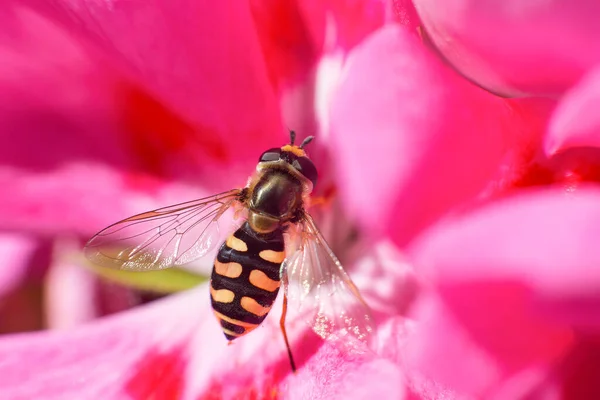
(246, 169, 304, 233)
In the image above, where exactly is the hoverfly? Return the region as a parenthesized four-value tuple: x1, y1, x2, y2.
(84, 131, 373, 371)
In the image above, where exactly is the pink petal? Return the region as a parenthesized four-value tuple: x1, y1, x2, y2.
(249, 0, 387, 153)
(0, 6, 278, 235)
(546, 67, 600, 155)
(0, 7, 163, 234)
(376, 316, 473, 399)
(319, 0, 388, 51)
(413, 0, 600, 97)
(405, 295, 559, 398)
(391, 0, 422, 33)
(411, 187, 600, 327)
(0, 162, 229, 236)
(405, 295, 505, 396)
(5, 284, 299, 399)
(330, 25, 519, 246)
(21, 0, 282, 159)
(250, 0, 387, 91)
(192, 315, 406, 399)
(0, 7, 126, 173)
(0, 288, 203, 399)
(286, 340, 405, 399)
(0, 248, 408, 399)
(486, 98, 557, 194)
(405, 187, 600, 394)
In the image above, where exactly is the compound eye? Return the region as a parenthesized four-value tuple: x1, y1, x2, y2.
(259, 148, 282, 162)
(292, 156, 318, 187)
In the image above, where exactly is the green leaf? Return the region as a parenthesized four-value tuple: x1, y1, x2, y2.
(85, 263, 208, 293)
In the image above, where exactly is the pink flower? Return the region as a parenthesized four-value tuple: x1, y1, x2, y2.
(329, 24, 553, 247)
(327, 3, 600, 398)
(404, 187, 600, 399)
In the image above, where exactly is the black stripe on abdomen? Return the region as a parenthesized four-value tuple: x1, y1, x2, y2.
(210, 222, 285, 340)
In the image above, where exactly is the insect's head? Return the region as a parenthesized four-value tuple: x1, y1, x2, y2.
(258, 130, 318, 187)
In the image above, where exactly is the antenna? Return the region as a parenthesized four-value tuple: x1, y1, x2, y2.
(289, 130, 296, 146)
(299, 136, 314, 149)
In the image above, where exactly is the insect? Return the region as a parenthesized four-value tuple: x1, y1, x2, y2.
(84, 131, 373, 371)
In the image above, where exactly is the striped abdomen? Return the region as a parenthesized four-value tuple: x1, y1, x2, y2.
(210, 222, 285, 340)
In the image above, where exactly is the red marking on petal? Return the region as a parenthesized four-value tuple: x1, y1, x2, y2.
(197, 332, 323, 399)
(120, 171, 167, 196)
(511, 148, 600, 193)
(197, 353, 296, 399)
(119, 83, 229, 178)
(509, 159, 554, 190)
(125, 346, 187, 400)
(325, 0, 385, 50)
(561, 336, 600, 400)
(198, 380, 281, 400)
(250, 1, 384, 91)
(250, 0, 321, 91)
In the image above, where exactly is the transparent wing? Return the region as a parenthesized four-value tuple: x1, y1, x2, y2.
(283, 212, 375, 342)
(84, 189, 242, 271)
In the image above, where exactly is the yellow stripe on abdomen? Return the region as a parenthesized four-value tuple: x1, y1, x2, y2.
(210, 287, 235, 303)
(259, 249, 285, 263)
(214, 260, 243, 278)
(213, 311, 258, 329)
(249, 269, 280, 292)
(240, 296, 271, 317)
(226, 235, 248, 252)
(222, 327, 244, 338)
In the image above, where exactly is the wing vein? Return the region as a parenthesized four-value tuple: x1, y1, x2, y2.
(84, 189, 242, 270)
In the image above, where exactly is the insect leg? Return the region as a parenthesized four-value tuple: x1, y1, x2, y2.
(279, 261, 297, 372)
(280, 291, 297, 373)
